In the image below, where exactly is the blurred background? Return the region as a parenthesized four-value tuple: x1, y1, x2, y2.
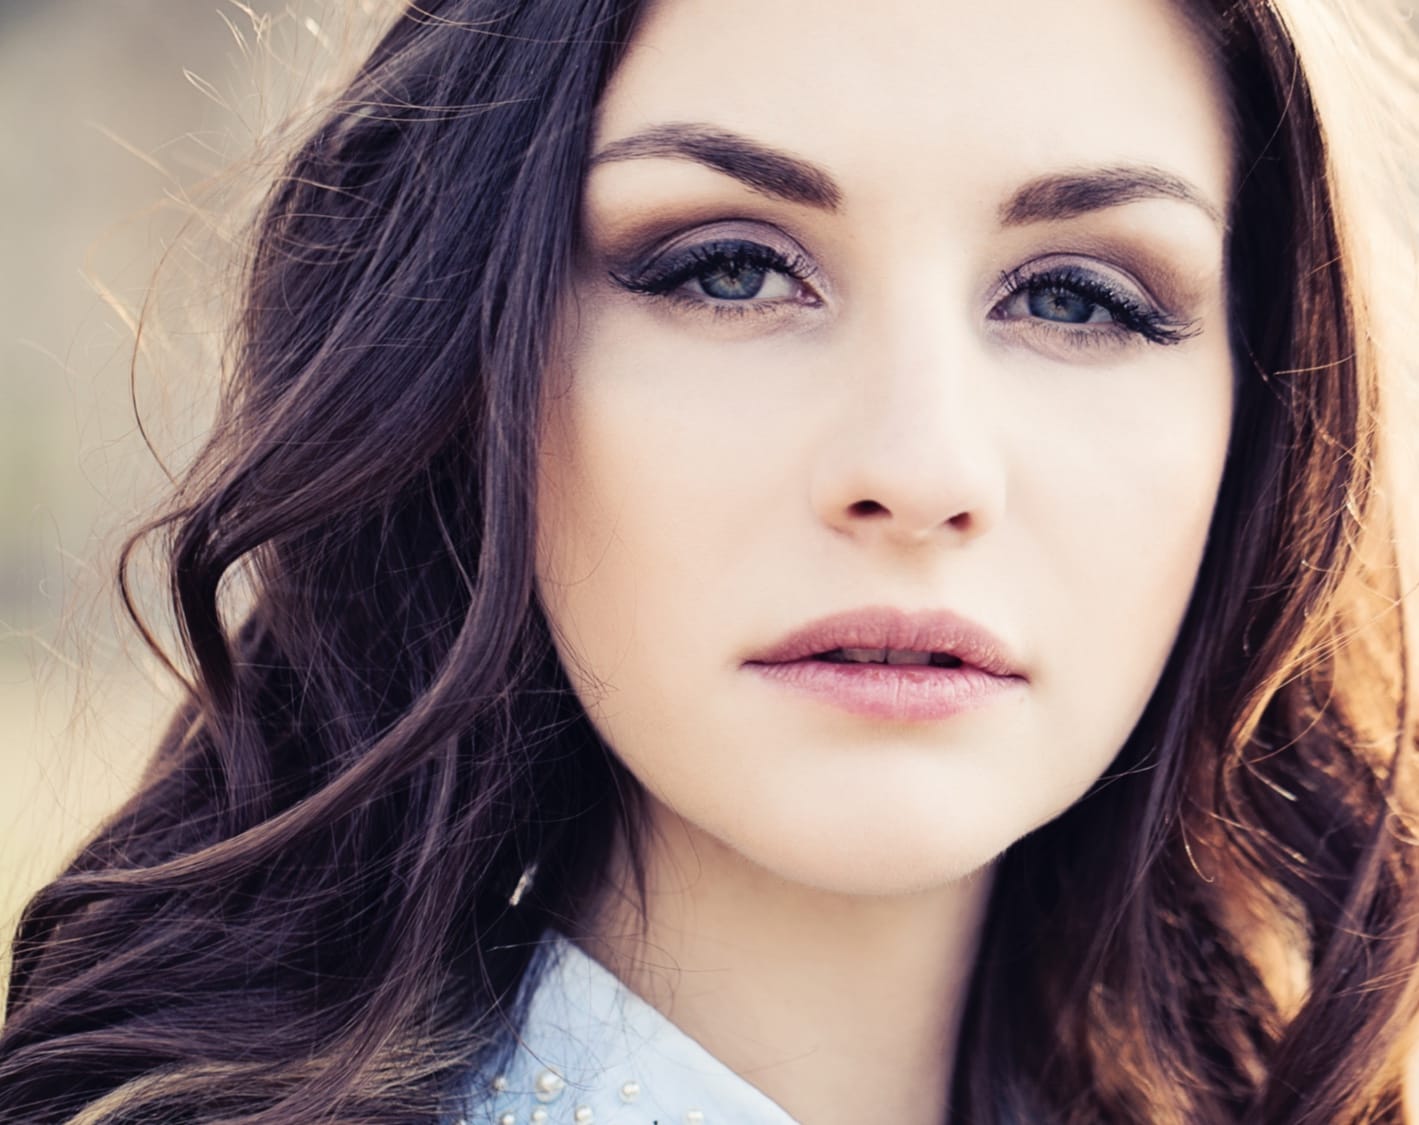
(0, 1, 389, 958)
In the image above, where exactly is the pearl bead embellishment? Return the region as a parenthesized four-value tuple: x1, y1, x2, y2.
(534, 1068, 566, 1102)
(480, 1067, 716, 1125)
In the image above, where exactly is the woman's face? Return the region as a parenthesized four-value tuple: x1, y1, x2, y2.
(536, 0, 1234, 895)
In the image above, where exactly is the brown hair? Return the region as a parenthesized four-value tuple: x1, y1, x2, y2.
(2, 1, 1416, 1122)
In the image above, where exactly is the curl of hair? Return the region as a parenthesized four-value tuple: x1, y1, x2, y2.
(1, 1, 1417, 1122)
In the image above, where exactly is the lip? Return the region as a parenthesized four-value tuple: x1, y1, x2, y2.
(742, 605, 1026, 722)
(744, 606, 1024, 676)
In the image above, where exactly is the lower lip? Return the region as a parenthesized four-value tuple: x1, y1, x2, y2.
(745, 659, 1024, 721)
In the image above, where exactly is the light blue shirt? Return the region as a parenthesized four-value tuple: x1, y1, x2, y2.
(461, 931, 800, 1124)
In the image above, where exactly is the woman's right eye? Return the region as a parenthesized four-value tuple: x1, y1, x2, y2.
(610, 237, 820, 314)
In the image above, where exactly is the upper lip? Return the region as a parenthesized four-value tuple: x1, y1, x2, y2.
(744, 605, 1025, 679)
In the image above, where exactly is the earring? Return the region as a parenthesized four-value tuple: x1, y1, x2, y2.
(509, 861, 539, 907)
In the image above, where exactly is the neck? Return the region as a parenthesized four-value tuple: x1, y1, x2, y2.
(578, 806, 995, 1125)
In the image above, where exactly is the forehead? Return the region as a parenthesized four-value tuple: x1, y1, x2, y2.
(595, 0, 1233, 213)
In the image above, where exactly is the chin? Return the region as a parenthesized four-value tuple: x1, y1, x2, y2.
(717, 792, 1029, 899)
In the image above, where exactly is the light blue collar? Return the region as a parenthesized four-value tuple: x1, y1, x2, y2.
(464, 930, 800, 1124)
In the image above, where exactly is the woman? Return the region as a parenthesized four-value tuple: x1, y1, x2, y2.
(2, 0, 1417, 1121)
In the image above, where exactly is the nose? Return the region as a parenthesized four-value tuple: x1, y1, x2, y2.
(809, 309, 1007, 549)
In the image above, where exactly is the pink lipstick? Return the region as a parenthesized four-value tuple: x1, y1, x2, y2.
(743, 606, 1025, 722)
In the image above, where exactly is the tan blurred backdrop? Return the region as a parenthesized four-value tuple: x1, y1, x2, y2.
(0, 1, 390, 962)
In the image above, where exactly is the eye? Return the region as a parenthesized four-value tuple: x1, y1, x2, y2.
(991, 262, 1196, 347)
(689, 250, 796, 301)
(1019, 287, 1113, 325)
(610, 236, 820, 314)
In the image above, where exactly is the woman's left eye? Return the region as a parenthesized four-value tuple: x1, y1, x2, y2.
(1015, 287, 1115, 325)
(991, 263, 1195, 346)
(610, 237, 819, 313)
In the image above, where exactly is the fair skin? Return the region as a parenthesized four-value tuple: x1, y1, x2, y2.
(535, 0, 1235, 1121)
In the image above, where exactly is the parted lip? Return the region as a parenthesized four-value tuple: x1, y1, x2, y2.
(743, 605, 1025, 679)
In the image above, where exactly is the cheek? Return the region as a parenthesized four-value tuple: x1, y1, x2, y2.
(1017, 348, 1234, 729)
(535, 311, 799, 685)
(534, 387, 626, 703)
(533, 353, 721, 717)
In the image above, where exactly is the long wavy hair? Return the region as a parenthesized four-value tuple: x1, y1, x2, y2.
(2, 0, 1417, 1121)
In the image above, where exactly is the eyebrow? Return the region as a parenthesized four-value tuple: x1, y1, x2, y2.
(588, 122, 843, 210)
(1000, 167, 1225, 229)
(589, 122, 1224, 229)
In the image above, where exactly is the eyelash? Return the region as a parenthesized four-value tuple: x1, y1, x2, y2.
(609, 238, 818, 315)
(993, 264, 1196, 346)
(609, 238, 1195, 346)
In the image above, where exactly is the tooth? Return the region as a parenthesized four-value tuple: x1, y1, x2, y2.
(887, 650, 932, 665)
(840, 647, 887, 663)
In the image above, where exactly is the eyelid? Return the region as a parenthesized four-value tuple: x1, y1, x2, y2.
(985, 253, 1163, 311)
(604, 220, 822, 289)
(617, 239, 816, 293)
(988, 254, 1200, 347)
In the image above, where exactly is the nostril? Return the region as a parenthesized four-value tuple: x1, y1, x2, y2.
(848, 499, 888, 517)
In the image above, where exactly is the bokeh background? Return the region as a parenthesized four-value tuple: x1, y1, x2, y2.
(0, 1, 391, 965)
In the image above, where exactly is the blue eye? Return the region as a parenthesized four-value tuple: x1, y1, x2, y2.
(697, 258, 770, 300)
(1027, 288, 1109, 325)
(611, 238, 817, 309)
(994, 264, 1194, 345)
